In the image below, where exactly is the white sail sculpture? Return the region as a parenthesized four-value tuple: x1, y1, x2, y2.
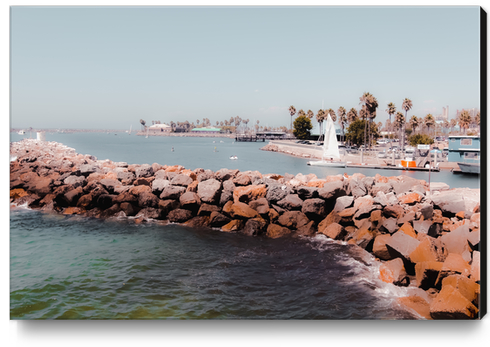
(307, 114, 346, 167)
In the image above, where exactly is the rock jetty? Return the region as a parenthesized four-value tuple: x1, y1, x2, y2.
(10, 139, 481, 320)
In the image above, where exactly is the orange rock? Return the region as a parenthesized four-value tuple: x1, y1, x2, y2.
(370, 209, 383, 223)
(430, 284, 478, 319)
(10, 188, 28, 200)
(353, 195, 374, 210)
(229, 202, 259, 219)
(398, 296, 431, 320)
(435, 253, 472, 288)
(63, 207, 84, 215)
(307, 179, 327, 188)
(441, 274, 479, 306)
(266, 224, 291, 239)
(455, 211, 465, 220)
(399, 222, 417, 238)
(264, 173, 281, 180)
(372, 234, 392, 260)
(221, 219, 243, 232)
(410, 238, 439, 263)
(319, 222, 345, 240)
(318, 211, 341, 232)
(186, 180, 199, 193)
(104, 172, 118, 180)
(379, 258, 406, 284)
(398, 192, 422, 205)
(165, 165, 184, 173)
(415, 261, 443, 290)
(233, 184, 267, 203)
(375, 174, 389, 183)
(338, 207, 356, 218)
(182, 169, 197, 181)
(268, 208, 279, 222)
(448, 219, 465, 232)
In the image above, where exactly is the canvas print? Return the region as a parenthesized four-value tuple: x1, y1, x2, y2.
(10, 6, 484, 320)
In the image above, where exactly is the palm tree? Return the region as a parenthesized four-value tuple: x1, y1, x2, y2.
(458, 110, 471, 134)
(346, 108, 358, 124)
(386, 102, 396, 148)
(394, 112, 405, 146)
(298, 109, 306, 117)
(140, 119, 146, 130)
(316, 109, 325, 139)
(307, 110, 314, 119)
(401, 98, 412, 152)
(449, 119, 457, 133)
(424, 114, 435, 135)
(288, 106, 297, 132)
(409, 115, 419, 134)
(359, 92, 378, 150)
(337, 106, 347, 142)
(442, 119, 449, 135)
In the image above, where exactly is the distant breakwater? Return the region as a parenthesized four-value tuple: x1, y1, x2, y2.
(10, 139, 481, 320)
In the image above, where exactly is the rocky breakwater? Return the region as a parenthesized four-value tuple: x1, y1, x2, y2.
(10, 139, 482, 320)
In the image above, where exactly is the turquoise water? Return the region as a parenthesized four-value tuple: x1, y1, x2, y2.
(9, 132, 479, 319)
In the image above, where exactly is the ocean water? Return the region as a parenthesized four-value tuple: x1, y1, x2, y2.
(9, 132, 480, 319)
(8, 132, 481, 189)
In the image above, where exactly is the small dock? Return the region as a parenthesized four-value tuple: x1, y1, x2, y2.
(235, 135, 263, 142)
(345, 164, 440, 172)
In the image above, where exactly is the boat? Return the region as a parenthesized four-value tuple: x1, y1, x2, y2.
(229, 156, 238, 160)
(126, 125, 132, 135)
(18, 130, 25, 135)
(457, 162, 480, 174)
(307, 114, 346, 167)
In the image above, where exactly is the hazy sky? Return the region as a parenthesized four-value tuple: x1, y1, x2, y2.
(10, 6, 481, 131)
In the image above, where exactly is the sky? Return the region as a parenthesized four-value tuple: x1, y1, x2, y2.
(9, 5, 481, 131)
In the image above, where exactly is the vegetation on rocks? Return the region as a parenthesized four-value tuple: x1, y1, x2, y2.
(10, 139, 481, 320)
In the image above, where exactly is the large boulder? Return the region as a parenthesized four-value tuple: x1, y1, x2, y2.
(277, 194, 303, 211)
(179, 191, 201, 211)
(233, 184, 267, 204)
(229, 202, 260, 219)
(385, 230, 421, 274)
(130, 185, 160, 208)
(379, 258, 407, 285)
(198, 178, 222, 204)
(160, 185, 186, 200)
(209, 211, 232, 227)
(152, 179, 171, 195)
(277, 211, 309, 229)
(266, 224, 291, 239)
(430, 284, 478, 319)
(372, 234, 392, 260)
(301, 198, 326, 222)
(171, 174, 194, 187)
(265, 184, 290, 203)
(99, 178, 121, 193)
(242, 218, 267, 237)
(135, 164, 154, 178)
(348, 177, 367, 199)
(296, 186, 318, 200)
(430, 189, 479, 217)
(332, 196, 354, 212)
(219, 179, 236, 205)
(319, 222, 346, 240)
(64, 175, 86, 189)
(249, 198, 270, 215)
(168, 209, 193, 223)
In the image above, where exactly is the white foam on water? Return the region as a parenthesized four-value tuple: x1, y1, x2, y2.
(304, 233, 420, 314)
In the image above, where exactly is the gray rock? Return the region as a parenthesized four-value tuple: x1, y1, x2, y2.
(135, 207, 164, 220)
(197, 169, 215, 182)
(209, 211, 232, 227)
(151, 179, 170, 195)
(380, 217, 399, 234)
(159, 185, 186, 200)
(277, 194, 303, 210)
(333, 196, 354, 212)
(296, 186, 318, 200)
(385, 230, 421, 274)
(135, 164, 154, 178)
(219, 179, 236, 205)
(154, 170, 167, 180)
(318, 181, 346, 200)
(413, 219, 432, 235)
(168, 209, 193, 223)
(114, 162, 128, 167)
(266, 184, 290, 203)
(64, 175, 87, 189)
(419, 203, 434, 220)
(301, 198, 326, 222)
(99, 178, 122, 193)
(249, 198, 270, 215)
(348, 177, 367, 199)
(390, 176, 423, 196)
(197, 178, 222, 204)
(170, 174, 194, 187)
(117, 171, 135, 182)
(80, 164, 98, 175)
(215, 168, 239, 181)
(371, 182, 393, 196)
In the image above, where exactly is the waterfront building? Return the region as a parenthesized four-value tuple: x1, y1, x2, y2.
(148, 123, 172, 133)
(190, 127, 222, 134)
(447, 135, 480, 163)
